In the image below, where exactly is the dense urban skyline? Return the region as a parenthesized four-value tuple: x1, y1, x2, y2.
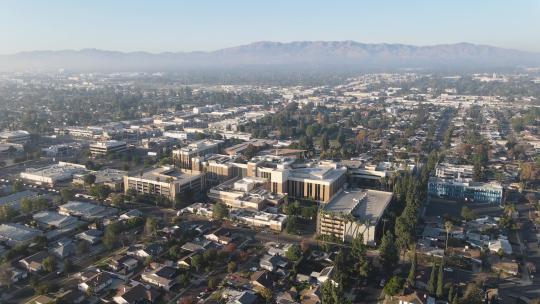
(0, 0, 539, 54)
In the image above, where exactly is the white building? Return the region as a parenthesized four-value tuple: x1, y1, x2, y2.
(20, 162, 88, 185)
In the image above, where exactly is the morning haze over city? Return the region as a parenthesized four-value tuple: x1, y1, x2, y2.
(0, 1, 539, 304)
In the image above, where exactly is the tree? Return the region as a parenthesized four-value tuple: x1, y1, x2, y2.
(461, 206, 475, 222)
(445, 221, 453, 252)
(436, 262, 444, 298)
(60, 188, 74, 202)
(351, 234, 370, 279)
(103, 222, 121, 250)
(42, 256, 56, 273)
(76, 240, 89, 255)
(207, 276, 219, 289)
(89, 184, 112, 201)
(407, 249, 417, 287)
(63, 259, 75, 273)
(448, 284, 455, 303)
(111, 194, 126, 207)
(427, 263, 437, 296)
(383, 276, 404, 296)
(379, 231, 399, 273)
(83, 174, 96, 189)
(0, 263, 12, 288)
(320, 133, 329, 151)
(227, 261, 237, 273)
(191, 254, 204, 272)
(520, 162, 538, 188)
(144, 217, 158, 236)
(394, 215, 412, 255)
(12, 180, 24, 192)
(260, 287, 273, 303)
(212, 203, 229, 220)
(321, 279, 348, 304)
(526, 193, 537, 206)
(0, 205, 19, 222)
(285, 244, 302, 262)
(461, 283, 482, 304)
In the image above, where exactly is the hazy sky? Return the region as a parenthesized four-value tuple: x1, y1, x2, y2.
(1, 0, 539, 54)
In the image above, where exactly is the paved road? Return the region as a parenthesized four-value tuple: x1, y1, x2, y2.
(499, 195, 540, 303)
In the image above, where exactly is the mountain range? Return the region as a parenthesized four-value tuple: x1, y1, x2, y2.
(1, 41, 539, 72)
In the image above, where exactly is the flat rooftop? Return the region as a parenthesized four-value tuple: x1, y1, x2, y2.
(289, 166, 346, 182)
(323, 189, 393, 224)
(0, 223, 42, 242)
(90, 140, 126, 148)
(132, 166, 203, 183)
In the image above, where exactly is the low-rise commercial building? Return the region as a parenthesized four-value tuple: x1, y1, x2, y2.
(20, 162, 88, 186)
(0, 190, 39, 211)
(90, 140, 127, 156)
(209, 177, 279, 210)
(0, 223, 42, 247)
(229, 209, 287, 231)
(73, 168, 127, 191)
(317, 189, 393, 244)
(59, 201, 116, 220)
(0, 130, 30, 144)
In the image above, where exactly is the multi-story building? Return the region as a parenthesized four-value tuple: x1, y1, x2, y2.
(90, 140, 127, 156)
(243, 156, 347, 203)
(428, 163, 504, 204)
(191, 154, 245, 185)
(317, 189, 393, 244)
(428, 178, 503, 204)
(173, 139, 223, 170)
(124, 166, 204, 202)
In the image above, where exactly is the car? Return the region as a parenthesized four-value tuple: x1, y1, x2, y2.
(379, 279, 386, 287)
(444, 267, 453, 272)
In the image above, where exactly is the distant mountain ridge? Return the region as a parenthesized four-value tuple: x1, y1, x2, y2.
(1, 41, 539, 72)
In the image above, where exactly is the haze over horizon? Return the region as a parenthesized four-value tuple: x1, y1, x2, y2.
(1, 0, 539, 55)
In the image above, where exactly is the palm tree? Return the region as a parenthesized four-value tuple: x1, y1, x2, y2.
(445, 220, 453, 252)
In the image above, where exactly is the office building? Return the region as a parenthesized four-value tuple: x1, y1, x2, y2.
(90, 140, 127, 156)
(317, 189, 393, 244)
(173, 139, 223, 169)
(124, 166, 204, 202)
(427, 163, 504, 204)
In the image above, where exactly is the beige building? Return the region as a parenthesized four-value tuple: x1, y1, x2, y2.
(173, 139, 223, 170)
(245, 156, 347, 203)
(124, 166, 204, 202)
(90, 140, 127, 156)
(191, 154, 245, 185)
(317, 189, 393, 244)
(208, 176, 276, 210)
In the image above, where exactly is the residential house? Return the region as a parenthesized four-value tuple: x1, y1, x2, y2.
(205, 228, 234, 245)
(141, 265, 178, 291)
(251, 270, 274, 290)
(19, 251, 49, 273)
(113, 282, 161, 304)
(78, 271, 114, 294)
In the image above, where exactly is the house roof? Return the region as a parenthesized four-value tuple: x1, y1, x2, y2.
(250, 270, 274, 288)
(115, 283, 161, 303)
